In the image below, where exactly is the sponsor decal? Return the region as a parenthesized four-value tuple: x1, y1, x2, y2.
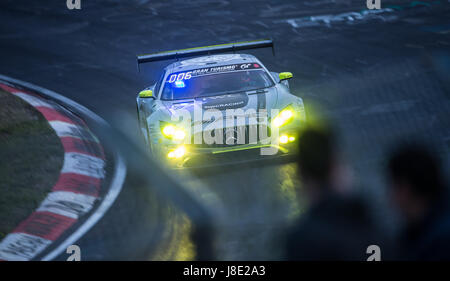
(167, 63, 263, 83)
(201, 93, 249, 110)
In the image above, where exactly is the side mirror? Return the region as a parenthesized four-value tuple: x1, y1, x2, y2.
(139, 90, 154, 98)
(279, 72, 293, 81)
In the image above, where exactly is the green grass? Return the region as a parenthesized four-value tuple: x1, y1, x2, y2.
(0, 89, 64, 240)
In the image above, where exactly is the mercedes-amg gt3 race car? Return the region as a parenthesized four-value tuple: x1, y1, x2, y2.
(136, 40, 306, 168)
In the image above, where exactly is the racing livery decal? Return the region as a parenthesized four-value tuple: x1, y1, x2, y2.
(201, 93, 249, 110)
(168, 63, 262, 83)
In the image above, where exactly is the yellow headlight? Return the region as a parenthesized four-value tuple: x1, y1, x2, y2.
(167, 146, 186, 159)
(173, 130, 186, 140)
(272, 108, 294, 128)
(162, 124, 186, 140)
(162, 125, 176, 136)
(279, 135, 289, 144)
(279, 134, 296, 144)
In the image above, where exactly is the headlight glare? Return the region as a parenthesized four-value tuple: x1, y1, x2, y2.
(168, 146, 186, 159)
(162, 123, 186, 140)
(173, 130, 186, 140)
(162, 125, 176, 136)
(272, 107, 294, 128)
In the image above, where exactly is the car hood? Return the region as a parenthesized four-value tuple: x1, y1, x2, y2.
(161, 87, 279, 124)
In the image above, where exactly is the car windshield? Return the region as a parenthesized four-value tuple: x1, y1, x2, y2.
(161, 69, 274, 100)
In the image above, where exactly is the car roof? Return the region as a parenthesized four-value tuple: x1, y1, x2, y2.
(164, 53, 260, 74)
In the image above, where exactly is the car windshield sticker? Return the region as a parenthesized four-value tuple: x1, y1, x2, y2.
(167, 63, 261, 83)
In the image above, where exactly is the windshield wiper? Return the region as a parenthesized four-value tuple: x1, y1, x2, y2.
(246, 87, 270, 95)
(191, 86, 271, 100)
(193, 90, 246, 99)
(224, 86, 270, 96)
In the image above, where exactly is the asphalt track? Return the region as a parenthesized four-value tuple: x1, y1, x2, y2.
(1, 0, 450, 260)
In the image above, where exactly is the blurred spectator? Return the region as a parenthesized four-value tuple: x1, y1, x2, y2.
(387, 142, 450, 260)
(285, 124, 388, 260)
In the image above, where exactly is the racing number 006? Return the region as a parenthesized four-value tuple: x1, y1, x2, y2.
(168, 71, 192, 83)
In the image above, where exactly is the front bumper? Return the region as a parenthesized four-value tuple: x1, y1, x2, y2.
(153, 125, 300, 168)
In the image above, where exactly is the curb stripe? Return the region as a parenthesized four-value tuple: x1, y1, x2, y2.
(37, 106, 90, 129)
(52, 173, 101, 197)
(0, 81, 114, 261)
(13, 211, 77, 241)
(14, 92, 53, 108)
(0, 77, 125, 261)
(0, 233, 52, 261)
(35, 107, 76, 124)
(60, 137, 105, 159)
(41, 153, 126, 261)
(37, 191, 97, 219)
(50, 121, 100, 143)
(61, 152, 105, 179)
(0, 83, 33, 95)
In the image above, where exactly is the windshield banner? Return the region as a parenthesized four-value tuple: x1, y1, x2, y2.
(167, 63, 262, 83)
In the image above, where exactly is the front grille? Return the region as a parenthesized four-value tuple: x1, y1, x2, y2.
(190, 125, 270, 148)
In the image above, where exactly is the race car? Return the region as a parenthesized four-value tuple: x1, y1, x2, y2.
(136, 39, 306, 168)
